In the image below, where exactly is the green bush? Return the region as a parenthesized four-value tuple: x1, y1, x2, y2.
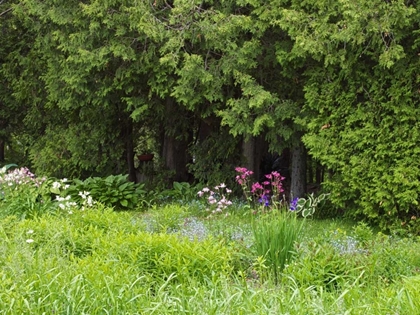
(284, 225, 420, 291)
(90, 232, 233, 283)
(283, 241, 360, 291)
(66, 174, 146, 210)
(160, 182, 200, 203)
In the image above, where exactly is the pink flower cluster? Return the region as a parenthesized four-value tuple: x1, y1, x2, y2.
(0, 167, 46, 188)
(235, 167, 254, 186)
(235, 166, 286, 208)
(197, 183, 233, 215)
(264, 171, 285, 196)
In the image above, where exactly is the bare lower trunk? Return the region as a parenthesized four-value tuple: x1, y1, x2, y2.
(241, 135, 268, 180)
(161, 98, 191, 184)
(0, 140, 4, 162)
(125, 119, 136, 183)
(162, 134, 190, 183)
(242, 137, 256, 175)
(290, 140, 307, 199)
(316, 164, 324, 186)
(119, 113, 136, 182)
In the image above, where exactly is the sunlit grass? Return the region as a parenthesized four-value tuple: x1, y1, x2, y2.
(0, 202, 419, 314)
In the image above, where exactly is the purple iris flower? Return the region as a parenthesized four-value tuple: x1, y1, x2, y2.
(259, 195, 270, 206)
(290, 197, 299, 211)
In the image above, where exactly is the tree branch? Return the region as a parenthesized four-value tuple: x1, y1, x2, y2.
(0, 7, 12, 17)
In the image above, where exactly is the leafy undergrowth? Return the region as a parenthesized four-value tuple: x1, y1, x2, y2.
(0, 203, 419, 314)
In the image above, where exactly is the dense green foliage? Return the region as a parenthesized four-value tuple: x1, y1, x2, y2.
(284, 0, 420, 230)
(2, 0, 420, 230)
(66, 174, 146, 210)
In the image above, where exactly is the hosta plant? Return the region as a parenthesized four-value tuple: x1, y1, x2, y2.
(65, 174, 145, 210)
(291, 193, 330, 218)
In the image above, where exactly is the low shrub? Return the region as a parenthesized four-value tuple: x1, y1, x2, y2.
(1, 206, 235, 283)
(91, 232, 234, 283)
(161, 181, 202, 203)
(65, 174, 146, 210)
(283, 223, 420, 291)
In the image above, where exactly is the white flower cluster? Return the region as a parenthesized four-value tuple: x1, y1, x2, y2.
(52, 179, 95, 212)
(78, 191, 95, 210)
(52, 178, 76, 213)
(56, 195, 77, 214)
(51, 178, 70, 191)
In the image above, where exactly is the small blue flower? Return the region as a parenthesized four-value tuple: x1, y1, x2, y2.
(258, 195, 270, 207)
(290, 197, 299, 211)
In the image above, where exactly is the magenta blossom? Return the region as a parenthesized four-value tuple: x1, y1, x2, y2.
(251, 182, 263, 194)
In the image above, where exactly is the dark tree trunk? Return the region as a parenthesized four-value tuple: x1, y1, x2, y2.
(290, 140, 307, 199)
(242, 137, 256, 176)
(124, 117, 136, 182)
(162, 133, 190, 183)
(241, 135, 271, 182)
(316, 163, 323, 186)
(308, 158, 314, 184)
(241, 135, 269, 180)
(0, 139, 4, 162)
(197, 117, 213, 143)
(161, 98, 191, 184)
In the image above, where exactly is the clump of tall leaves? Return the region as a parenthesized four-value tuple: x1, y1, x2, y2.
(294, 193, 330, 218)
(161, 181, 198, 203)
(252, 210, 304, 284)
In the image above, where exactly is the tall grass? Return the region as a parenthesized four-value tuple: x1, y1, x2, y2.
(252, 210, 304, 283)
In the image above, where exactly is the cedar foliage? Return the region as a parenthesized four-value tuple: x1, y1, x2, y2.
(1, 0, 420, 230)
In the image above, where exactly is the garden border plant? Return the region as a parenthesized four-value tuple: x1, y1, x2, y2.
(234, 166, 326, 284)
